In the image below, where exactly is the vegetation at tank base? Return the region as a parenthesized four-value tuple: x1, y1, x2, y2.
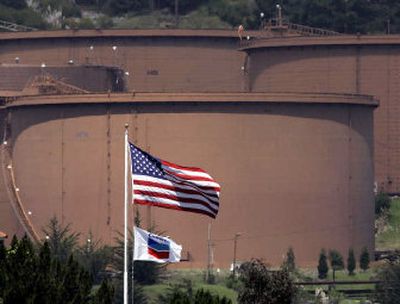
(376, 197, 400, 250)
(2, 0, 400, 33)
(0, 234, 114, 303)
(281, 246, 296, 273)
(329, 249, 344, 282)
(347, 248, 356, 276)
(375, 191, 391, 217)
(373, 252, 400, 304)
(359, 247, 370, 272)
(0, 230, 386, 304)
(318, 248, 329, 279)
(237, 259, 296, 304)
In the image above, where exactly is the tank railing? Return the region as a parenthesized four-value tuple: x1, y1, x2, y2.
(0, 19, 37, 32)
(240, 20, 342, 48)
(1, 125, 40, 243)
(264, 18, 340, 36)
(287, 22, 341, 36)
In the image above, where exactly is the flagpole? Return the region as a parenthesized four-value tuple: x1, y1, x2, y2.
(124, 123, 129, 304)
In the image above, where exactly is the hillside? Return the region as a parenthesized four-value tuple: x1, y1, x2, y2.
(0, 0, 400, 34)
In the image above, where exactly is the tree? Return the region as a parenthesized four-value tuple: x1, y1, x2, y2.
(92, 279, 114, 304)
(0, 234, 116, 303)
(375, 191, 390, 216)
(42, 216, 80, 263)
(329, 250, 344, 282)
(374, 256, 400, 304)
(282, 247, 296, 273)
(238, 259, 296, 304)
(317, 249, 329, 279)
(105, 0, 148, 15)
(359, 246, 370, 271)
(1, 235, 37, 303)
(0, 0, 26, 9)
(76, 231, 113, 284)
(347, 248, 356, 275)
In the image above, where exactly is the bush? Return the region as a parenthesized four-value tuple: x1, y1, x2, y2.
(329, 249, 344, 282)
(317, 249, 329, 279)
(238, 259, 296, 304)
(376, 191, 391, 216)
(374, 258, 400, 303)
(360, 247, 370, 271)
(62, 2, 82, 18)
(347, 248, 356, 275)
(0, 235, 109, 303)
(329, 250, 344, 271)
(0, 5, 48, 29)
(105, 0, 148, 16)
(97, 15, 114, 28)
(79, 17, 96, 29)
(282, 247, 296, 273)
(0, 0, 26, 9)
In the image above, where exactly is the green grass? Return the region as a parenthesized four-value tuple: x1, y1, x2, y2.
(376, 198, 400, 249)
(142, 281, 238, 304)
(141, 268, 378, 303)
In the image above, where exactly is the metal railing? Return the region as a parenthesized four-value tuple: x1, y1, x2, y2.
(0, 19, 37, 32)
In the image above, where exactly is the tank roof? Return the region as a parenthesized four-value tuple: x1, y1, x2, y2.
(1, 92, 378, 108)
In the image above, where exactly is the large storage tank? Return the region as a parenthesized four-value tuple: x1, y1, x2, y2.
(0, 30, 396, 193)
(240, 35, 400, 194)
(0, 92, 376, 267)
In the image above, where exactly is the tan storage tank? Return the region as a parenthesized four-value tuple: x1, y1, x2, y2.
(0, 92, 376, 267)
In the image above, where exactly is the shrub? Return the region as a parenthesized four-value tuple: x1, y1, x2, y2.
(374, 257, 400, 303)
(347, 248, 356, 275)
(238, 259, 296, 304)
(329, 249, 344, 281)
(317, 249, 329, 279)
(282, 247, 296, 273)
(360, 246, 370, 271)
(375, 191, 391, 216)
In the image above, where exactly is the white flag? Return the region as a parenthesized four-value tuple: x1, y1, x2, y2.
(133, 226, 182, 263)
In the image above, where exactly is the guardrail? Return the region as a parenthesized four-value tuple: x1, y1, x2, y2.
(0, 19, 37, 32)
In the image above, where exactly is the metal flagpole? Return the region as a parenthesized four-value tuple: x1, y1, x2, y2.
(131, 230, 135, 304)
(124, 124, 129, 304)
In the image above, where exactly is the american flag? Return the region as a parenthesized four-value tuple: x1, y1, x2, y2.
(129, 143, 220, 218)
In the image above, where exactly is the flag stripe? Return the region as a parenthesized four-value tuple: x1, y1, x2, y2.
(164, 169, 217, 183)
(133, 174, 219, 202)
(133, 178, 219, 204)
(165, 172, 221, 192)
(134, 189, 219, 214)
(130, 143, 220, 218)
(161, 163, 213, 179)
(134, 194, 217, 216)
(161, 160, 207, 173)
(133, 184, 219, 210)
(134, 198, 217, 218)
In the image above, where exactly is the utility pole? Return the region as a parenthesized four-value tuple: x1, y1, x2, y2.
(206, 223, 212, 282)
(232, 233, 241, 277)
